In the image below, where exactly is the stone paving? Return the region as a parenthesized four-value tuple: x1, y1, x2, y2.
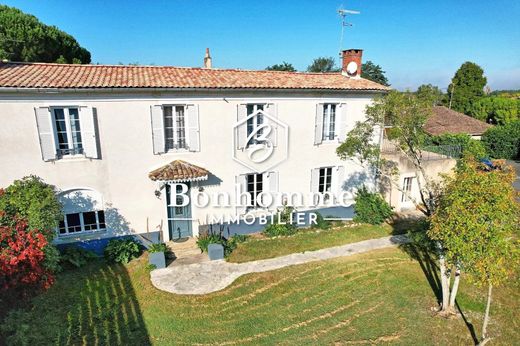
(151, 234, 409, 295)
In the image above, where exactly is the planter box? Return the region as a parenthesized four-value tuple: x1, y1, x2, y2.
(208, 243, 224, 260)
(149, 251, 166, 269)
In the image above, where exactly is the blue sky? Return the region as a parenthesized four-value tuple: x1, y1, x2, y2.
(2, 0, 519, 90)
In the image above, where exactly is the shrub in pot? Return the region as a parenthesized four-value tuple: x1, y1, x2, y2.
(148, 242, 167, 269)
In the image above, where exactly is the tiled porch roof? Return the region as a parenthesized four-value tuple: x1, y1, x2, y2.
(149, 160, 210, 182)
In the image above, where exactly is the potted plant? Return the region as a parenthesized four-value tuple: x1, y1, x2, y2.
(148, 242, 167, 269)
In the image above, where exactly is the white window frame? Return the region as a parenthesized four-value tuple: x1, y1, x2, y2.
(51, 106, 84, 158)
(163, 105, 188, 151)
(246, 173, 264, 210)
(322, 104, 337, 141)
(246, 104, 265, 147)
(401, 176, 414, 203)
(58, 210, 106, 237)
(318, 167, 333, 194)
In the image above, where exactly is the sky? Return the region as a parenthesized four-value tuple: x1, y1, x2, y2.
(2, 0, 519, 90)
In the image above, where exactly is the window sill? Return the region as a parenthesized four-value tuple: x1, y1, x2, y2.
(54, 155, 90, 163)
(57, 229, 107, 239)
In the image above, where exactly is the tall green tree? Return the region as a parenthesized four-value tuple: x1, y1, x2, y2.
(0, 5, 91, 63)
(265, 61, 296, 72)
(307, 57, 339, 72)
(448, 62, 487, 114)
(429, 159, 519, 343)
(361, 60, 389, 86)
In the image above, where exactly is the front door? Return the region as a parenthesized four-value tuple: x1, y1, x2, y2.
(166, 183, 193, 240)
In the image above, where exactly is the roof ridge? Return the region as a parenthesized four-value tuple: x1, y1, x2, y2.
(0, 61, 344, 76)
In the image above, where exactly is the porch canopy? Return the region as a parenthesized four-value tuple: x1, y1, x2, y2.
(148, 160, 210, 183)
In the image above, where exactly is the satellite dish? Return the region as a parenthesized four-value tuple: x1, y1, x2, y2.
(346, 61, 358, 75)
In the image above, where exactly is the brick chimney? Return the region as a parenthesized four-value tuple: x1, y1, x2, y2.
(341, 49, 363, 77)
(203, 48, 212, 69)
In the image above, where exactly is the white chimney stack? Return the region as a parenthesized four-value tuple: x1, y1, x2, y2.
(204, 48, 212, 69)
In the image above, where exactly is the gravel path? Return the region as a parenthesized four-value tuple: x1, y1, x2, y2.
(150, 234, 409, 295)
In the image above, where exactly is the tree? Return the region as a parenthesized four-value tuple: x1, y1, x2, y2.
(468, 97, 519, 124)
(307, 57, 339, 72)
(336, 90, 462, 314)
(429, 159, 519, 344)
(416, 84, 446, 106)
(481, 120, 520, 159)
(0, 5, 91, 63)
(265, 61, 296, 72)
(361, 61, 390, 86)
(448, 62, 487, 114)
(337, 90, 440, 216)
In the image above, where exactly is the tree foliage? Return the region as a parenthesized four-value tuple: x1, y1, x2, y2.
(428, 158, 519, 342)
(481, 120, 520, 159)
(0, 5, 91, 63)
(361, 60, 389, 86)
(307, 57, 339, 72)
(425, 133, 487, 159)
(468, 96, 519, 124)
(0, 175, 62, 240)
(416, 84, 446, 106)
(337, 90, 440, 215)
(265, 61, 296, 72)
(448, 62, 487, 114)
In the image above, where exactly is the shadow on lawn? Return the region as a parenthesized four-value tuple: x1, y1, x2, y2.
(393, 216, 479, 345)
(1, 261, 151, 345)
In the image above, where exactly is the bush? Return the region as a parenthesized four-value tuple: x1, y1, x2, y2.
(424, 133, 486, 159)
(0, 176, 62, 241)
(313, 212, 331, 230)
(353, 186, 393, 225)
(196, 232, 248, 257)
(148, 242, 168, 253)
(0, 219, 54, 297)
(104, 238, 141, 264)
(60, 246, 97, 268)
(42, 245, 62, 273)
(482, 121, 520, 159)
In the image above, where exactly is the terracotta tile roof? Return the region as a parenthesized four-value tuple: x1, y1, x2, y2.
(149, 160, 210, 182)
(424, 106, 492, 136)
(0, 61, 389, 91)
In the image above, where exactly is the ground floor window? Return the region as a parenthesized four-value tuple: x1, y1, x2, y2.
(318, 167, 333, 193)
(246, 173, 263, 208)
(58, 210, 106, 236)
(401, 177, 414, 202)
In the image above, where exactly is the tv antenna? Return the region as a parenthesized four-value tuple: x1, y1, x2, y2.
(338, 6, 360, 55)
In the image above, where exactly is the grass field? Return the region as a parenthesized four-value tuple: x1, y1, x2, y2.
(2, 247, 519, 345)
(228, 223, 398, 263)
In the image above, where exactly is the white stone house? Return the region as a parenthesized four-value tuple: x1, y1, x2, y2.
(0, 49, 388, 247)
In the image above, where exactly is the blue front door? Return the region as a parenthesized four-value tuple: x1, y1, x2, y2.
(166, 183, 193, 240)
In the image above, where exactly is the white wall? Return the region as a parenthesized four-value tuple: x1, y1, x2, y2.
(0, 89, 379, 242)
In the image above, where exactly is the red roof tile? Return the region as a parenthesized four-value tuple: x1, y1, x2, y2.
(149, 160, 210, 182)
(0, 62, 389, 91)
(424, 106, 492, 136)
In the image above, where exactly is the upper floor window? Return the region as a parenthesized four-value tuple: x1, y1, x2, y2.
(52, 107, 84, 157)
(163, 105, 187, 150)
(34, 106, 99, 161)
(246, 104, 264, 147)
(150, 104, 200, 154)
(322, 104, 336, 141)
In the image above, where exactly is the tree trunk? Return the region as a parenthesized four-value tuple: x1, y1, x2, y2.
(480, 283, 493, 345)
(448, 266, 461, 311)
(438, 250, 450, 311)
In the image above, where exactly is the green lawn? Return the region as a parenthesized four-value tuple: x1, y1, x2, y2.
(2, 247, 519, 345)
(227, 223, 398, 263)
